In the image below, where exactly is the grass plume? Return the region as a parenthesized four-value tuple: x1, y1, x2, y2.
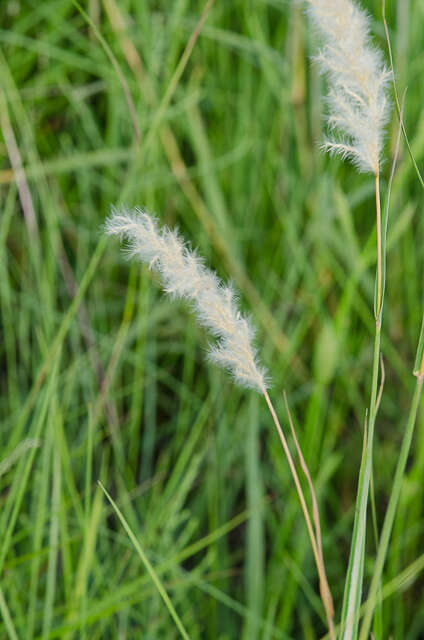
(105, 207, 269, 392)
(306, 0, 391, 175)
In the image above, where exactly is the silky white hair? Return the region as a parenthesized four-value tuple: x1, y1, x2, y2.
(306, 0, 391, 174)
(105, 207, 269, 392)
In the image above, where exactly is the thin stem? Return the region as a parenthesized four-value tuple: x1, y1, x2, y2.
(283, 392, 325, 562)
(342, 174, 383, 640)
(359, 371, 424, 639)
(343, 325, 381, 640)
(375, 172, 382, 322)
(262, 390, 335, 640)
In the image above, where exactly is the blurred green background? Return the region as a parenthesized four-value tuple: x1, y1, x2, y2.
(1, 0, 424, 637)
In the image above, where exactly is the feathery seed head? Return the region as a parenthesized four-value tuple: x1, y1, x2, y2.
(305, 0, 391, 174)
(105, 207, 269, 392)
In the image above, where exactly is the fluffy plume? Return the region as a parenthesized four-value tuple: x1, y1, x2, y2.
(306, 0, 391, 174)
(105, 207, 268, 392)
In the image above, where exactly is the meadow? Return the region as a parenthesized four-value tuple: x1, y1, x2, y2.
(2, 0, 424, 637)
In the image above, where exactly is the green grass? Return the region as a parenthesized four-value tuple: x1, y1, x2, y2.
(2, 0, 424, 637)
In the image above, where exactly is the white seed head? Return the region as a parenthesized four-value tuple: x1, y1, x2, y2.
(105, 207, 269, 392)
(306, 0, 391, 174)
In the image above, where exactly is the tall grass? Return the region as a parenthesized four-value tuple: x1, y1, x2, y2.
(1, 1, 424, 638)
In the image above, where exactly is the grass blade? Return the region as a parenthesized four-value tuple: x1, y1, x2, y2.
(98, 481, 191, 640)
(340, 413, 370, 640)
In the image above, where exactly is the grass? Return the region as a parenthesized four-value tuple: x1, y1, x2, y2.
(1, 0, 424, 637)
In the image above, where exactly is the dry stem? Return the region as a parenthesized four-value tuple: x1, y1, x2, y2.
(263, 390, 335, 640)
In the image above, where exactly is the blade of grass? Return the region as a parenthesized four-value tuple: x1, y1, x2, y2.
(71, 0, 140, 143)
(0, 586, 18, 640)
(98, 481, 191, 640)
(382, 0, 424, 190)
(359, 369, 424, 639)
(340, 411, 370, 640)
(142, 0, 215, 153)
(0, 355, 61, 579)
(9, 236, 106, 452)
(42, 421, 61, 639)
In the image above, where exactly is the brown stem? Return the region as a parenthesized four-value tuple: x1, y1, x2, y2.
(263, 390, 335, 639)
(283, 393, 333, 602)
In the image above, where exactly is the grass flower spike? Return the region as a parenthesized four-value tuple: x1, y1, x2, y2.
(306, 0, 391, 175)
(105, 207, 268, 392)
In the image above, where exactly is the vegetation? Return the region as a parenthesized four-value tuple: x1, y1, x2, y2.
(1, 0, 424, 637)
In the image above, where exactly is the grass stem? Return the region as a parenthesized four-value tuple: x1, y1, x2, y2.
(359, 370, 424, 639)
(263, 390, 335, 640)
(375, 172, 382, 322)
(341, 173, 383, 640)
